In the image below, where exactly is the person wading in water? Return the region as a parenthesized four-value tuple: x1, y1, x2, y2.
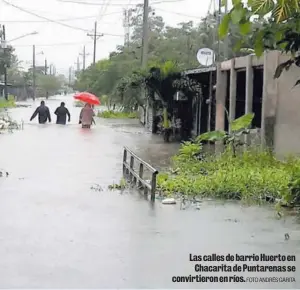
(30, 101, 51, 124)
(79, 103, 95, 128)
(54, 102, 71, 125)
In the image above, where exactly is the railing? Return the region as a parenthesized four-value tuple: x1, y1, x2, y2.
(122, 146, 158, 201)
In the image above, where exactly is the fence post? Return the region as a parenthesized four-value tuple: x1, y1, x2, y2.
(129, 155, 134, 181)
(138, 163, 144, 188)
(150, 172, 158, 201)
(123, 148, 127, 175)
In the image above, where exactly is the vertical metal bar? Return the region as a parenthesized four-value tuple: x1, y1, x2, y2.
(122, 148, 127, 174)
(129, 155, 134, 181)
(150, 172, 157, 201)
(138, 163, 144, 187)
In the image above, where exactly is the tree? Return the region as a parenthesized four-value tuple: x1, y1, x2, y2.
(75, 3, 259, 110)
(218, 0, 300, 81)
(36, 73, 63, 97)
(0, 45, 14, 76)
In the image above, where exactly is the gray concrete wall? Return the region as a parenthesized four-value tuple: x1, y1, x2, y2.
(273, 54, 300, 157)
(215, 50, 300, 157)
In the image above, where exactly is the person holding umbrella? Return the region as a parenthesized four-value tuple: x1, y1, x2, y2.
(74, 92, 100, 129)
(79, 103, 95, 128)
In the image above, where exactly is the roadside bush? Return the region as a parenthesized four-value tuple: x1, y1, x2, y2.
(74, 101, 85, 107)
(97, 110, 138, 119)
(157, 142, 300, 205)
(0, 95, 16, 109)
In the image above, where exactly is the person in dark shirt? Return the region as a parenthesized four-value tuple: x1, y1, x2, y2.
(30, 101, 51, 124)
(54, 102, 71, 125)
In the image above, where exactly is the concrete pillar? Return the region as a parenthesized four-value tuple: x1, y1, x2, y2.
(245, 55, 253, 146)
(261, 51, 280, 149)
(215, 63, 227, 131)
(229, 58, 236, 132)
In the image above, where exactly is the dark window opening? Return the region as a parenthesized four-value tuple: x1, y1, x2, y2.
(200, 84, 208, 134)
(235, 70, 246, 119)
(252, 68, 263, 128)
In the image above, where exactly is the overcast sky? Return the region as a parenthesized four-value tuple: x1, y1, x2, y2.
(0, 0, 216, 76)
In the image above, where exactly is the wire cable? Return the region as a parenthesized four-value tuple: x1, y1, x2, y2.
(0, 11, 123, 23)
(57, 0, 183, 5)
(1, 0, 124, 36)
(153, 7, 202, 19)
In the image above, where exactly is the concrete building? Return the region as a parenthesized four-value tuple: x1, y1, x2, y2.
(215, 50, 300, 157)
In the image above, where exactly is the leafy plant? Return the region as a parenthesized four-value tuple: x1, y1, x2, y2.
(0, 95, 16, 109)
(177, 141, 203, 160)
(196, 113, 254, 157)
(219, 0, 300, 85)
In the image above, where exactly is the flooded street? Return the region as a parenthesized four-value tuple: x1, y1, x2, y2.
(0, 95, 299, 288)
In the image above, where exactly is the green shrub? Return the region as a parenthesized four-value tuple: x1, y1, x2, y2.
(157, 141, 300, 205)
(97, 110, 138, 119)
(0, 95, 16, 109)
(74, 101, 85, 107)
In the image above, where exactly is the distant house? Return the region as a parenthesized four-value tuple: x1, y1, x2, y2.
(0, 82, 33, 101)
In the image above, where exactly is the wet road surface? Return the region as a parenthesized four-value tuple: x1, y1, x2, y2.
(0, 96, 299, 288)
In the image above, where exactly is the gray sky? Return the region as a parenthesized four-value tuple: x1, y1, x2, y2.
(0, 0, 215, 76)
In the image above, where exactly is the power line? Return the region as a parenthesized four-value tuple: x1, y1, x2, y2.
(1, 0, 124, 36)
(153, 8, 202, 19)
(0, 14, 102, 23)
(98, 0, 112, 21)
(13, 41, 98, 47)
(57, 0, 183, 5)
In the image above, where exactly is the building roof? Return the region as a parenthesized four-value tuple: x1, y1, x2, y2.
(184, 66, 216, 75)
(0, 82, 13, 86)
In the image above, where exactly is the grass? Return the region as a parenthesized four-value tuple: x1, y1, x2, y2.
(97, 110, 138, 119)
(0, 95, 16, 109)
(157, 142, 300, 206)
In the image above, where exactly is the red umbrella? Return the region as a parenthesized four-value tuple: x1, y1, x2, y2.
(74, 92, 101, 105)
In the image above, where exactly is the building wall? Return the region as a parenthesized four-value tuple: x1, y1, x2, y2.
(215, 50, 300, 157)
(273, 54, 300, 157)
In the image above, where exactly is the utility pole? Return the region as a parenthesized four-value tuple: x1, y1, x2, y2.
(87, 21, 103, 65)
(79, 46, 89, 70)
(123, 9, 131, 48)
(44, 58, 47, 75)
(68, 66, 72, 87)
(75, 57, 80, 72)
(224, 0, 229, 61)
(53, 66, 56, 75)
(141, 0, 149, 68)
(217, 0, 222, 61)
(2, 25, 8, 100)
(32, 44, 36, 101)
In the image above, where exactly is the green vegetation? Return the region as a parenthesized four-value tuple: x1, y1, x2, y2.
(74, 101, 85, 107)
(0, 95, 16, 108)
(219, 0, 300, 84)
(97, 110, 138, 119)
(108, 178, 127, 190)
(0, 41, 65, 100)
(157, 113, 300, 207)
(73, 4, 258, 112)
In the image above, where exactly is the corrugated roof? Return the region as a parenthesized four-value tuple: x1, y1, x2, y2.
(184, 66, 216, 75)
(0, 82, 13, 86)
